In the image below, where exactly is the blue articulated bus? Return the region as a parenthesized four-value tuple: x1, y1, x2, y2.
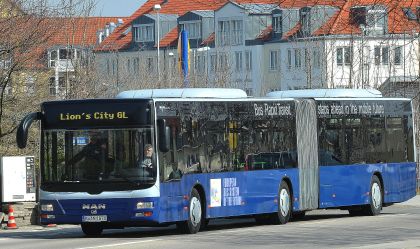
(16, 88, 417, 236)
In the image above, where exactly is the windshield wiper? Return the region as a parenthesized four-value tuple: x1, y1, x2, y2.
(109, 173, 141, 186)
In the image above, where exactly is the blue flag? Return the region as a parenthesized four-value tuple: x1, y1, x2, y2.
(177, 30, 190, 87)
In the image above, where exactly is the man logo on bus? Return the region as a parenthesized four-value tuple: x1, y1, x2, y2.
(82, 204, 106, 210)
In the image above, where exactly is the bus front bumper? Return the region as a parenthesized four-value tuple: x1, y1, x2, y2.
(39, 197, 160, 226)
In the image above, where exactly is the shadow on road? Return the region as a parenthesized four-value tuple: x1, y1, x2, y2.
(0, 210, 400, 240)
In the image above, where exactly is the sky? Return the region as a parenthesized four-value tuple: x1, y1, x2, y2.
(45, 0, 146, 17)
(93, 0, 145, 17)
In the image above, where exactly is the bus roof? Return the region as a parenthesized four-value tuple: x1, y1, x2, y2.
(266, 89, 383, 98)
(116, 88, 248, 99)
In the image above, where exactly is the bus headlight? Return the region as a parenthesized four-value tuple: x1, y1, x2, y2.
(41, 204, 54, 212)
(137, 202, 154, 209)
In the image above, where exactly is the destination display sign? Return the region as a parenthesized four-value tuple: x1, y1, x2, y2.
(316, 100, 411, 117)
(42, 99, 152, 129)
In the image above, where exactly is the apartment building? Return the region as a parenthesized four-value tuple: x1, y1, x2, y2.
(265, 2, 420, 94)
(45, 17, 125, 97)
(95, 0, 420, 97)
(1, 16, 125, 98)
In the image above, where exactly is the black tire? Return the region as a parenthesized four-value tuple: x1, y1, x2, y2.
(362, 175, 383, 216)
(292, 211, 306, 220)
(177, 188, 202, 234)
(201, 218, 210, 230)
(81, 223, 103, 237)
(271, 181, 292, 225)
(254, 214, 272, 225)
(348, 208, 364, 217)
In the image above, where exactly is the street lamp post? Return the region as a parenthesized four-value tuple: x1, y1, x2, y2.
(154, 4, 161, 84)
(168, 52, 174, 87)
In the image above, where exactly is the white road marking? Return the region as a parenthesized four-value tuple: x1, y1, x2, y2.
(295, 213, 412, 226)
(204, 226, 259, 236)
(75, 239, 162, 249)
(199, 214, 414, 235)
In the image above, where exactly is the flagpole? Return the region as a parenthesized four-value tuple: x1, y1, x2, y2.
(154, 4, 161, 84)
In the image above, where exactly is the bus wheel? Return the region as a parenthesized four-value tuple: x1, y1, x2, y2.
(363, 175, 383, 216)
(177, 188, 202, 234)
(271, 181, 292, 224)
(81, 223, 103, 237)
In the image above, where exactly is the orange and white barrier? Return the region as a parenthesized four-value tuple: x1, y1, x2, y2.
(6, 204, 18, 229)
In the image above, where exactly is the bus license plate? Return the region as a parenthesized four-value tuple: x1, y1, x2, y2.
(82, 215, 107, 222)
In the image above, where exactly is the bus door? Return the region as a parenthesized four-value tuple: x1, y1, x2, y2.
(158, 117, 185, 222)
(296, 99, 319, 210)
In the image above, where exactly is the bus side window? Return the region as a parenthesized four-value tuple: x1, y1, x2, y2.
(280, 152, 295, 169)
(365, 117, 386, 163)
(161, 121, 183, 181)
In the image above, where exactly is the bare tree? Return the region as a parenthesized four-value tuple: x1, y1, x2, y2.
(0, 1, 55, 154)
(0, 0, 98, 155)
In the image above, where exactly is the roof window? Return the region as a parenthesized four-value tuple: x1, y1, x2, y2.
(402, 7, 417, 20)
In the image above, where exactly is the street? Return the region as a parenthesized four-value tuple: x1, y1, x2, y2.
(1, 197, 420, 249)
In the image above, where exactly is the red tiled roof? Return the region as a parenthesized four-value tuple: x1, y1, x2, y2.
(201, 32, 215, 46)
(98, 0, 420, 51)
(388, 3, 420, 34)
(313, 0, 420, 36)
(282, 22, 302, 40)
(48, 17, 126, 46)
(97, 0, 280, 51)
(279, 0, 346, 8)
(257, 25, 272, 41)
(312, 11, 340, 36)
(4, 16, 125, 69)
(97, 0, 170, 51)
(37, 17, 126, 68)
(160, 0, 226, 14)
(159, 27, 179, 47)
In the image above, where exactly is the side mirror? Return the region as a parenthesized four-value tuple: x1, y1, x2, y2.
(157, 119, 171, 153)
(16, 112, 42, 149)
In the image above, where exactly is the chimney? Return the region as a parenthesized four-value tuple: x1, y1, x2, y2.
(109, 22, 116, 33)
(117, 18, 124, 26)
(97, 30, 104, 44)
(105, 23, 110, 37)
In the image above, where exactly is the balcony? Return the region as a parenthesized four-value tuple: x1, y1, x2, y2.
(48, 48, 85, 72)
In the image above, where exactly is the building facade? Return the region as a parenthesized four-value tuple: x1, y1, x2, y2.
(95, 0, 420, 97)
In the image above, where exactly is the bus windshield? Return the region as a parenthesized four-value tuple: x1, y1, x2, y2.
(42, 129, 156, 184)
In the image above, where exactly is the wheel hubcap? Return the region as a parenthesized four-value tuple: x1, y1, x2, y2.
(190, 197, 202, 226)
(371, 182, 381, 209)
(279, 189, 290, 217)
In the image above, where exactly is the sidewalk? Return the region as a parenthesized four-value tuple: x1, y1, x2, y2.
(394, 194, 420, 207)
(1, 223, 78, 231)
